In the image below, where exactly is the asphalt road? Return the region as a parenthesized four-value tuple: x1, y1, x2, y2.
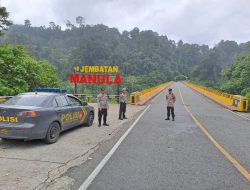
(68, 82, 250, 190)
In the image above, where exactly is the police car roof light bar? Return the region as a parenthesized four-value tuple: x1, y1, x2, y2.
(34, 88, 67, 93)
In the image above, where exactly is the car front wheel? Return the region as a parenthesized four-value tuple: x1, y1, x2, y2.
(86, 112, 94, 126)
(44, 122, 60, 144)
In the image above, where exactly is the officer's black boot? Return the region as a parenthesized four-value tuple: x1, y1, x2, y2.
(103, 117, 109, 126)
(172, 113, 175, 121)
(165, 117, 170, 120)
(98, 119, 101, 127)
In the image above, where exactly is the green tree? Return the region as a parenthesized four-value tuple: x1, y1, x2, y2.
(191, 51, 222, 87)
(24, 19, 31, 27)
(65, 20, 75, 30)
(221, 52, 250, 97)
(0, 6, 12, 36)
(76, 16, 85, 27)
(0, 45, 61, 95)
(49, 21, 56, 30)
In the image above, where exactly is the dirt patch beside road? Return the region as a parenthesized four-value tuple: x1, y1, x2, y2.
(0, 104, 145, 190)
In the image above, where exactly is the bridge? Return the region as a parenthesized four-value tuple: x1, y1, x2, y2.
(75, 81, 250, 190)
(0, 82, 249, 189)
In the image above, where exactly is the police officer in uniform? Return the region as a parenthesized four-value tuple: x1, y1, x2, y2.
(97, 88, 109, 127)
(119, 88, 127, 120)
(165, 88, 176, 121)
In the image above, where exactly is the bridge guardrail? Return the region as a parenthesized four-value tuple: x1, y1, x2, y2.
(183, 81, 249, 112)
(74, 94, 120, 103)
(130, 81, 173, 105)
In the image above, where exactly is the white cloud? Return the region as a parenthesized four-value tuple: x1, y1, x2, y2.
(1, 0, 250, 45)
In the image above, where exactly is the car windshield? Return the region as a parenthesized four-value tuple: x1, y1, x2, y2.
(3, 94, 50, 107)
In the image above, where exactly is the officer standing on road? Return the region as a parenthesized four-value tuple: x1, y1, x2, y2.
(119, 88, 128, 120)
(165, 88, 176, 121)
(97, 88, 109, 127)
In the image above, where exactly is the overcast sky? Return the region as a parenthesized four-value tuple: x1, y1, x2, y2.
(1, 0, 250, 46)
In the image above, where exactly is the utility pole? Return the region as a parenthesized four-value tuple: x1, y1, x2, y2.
(117, 83, 120, 103)
(73, 66, 78, 95)
(74, 83, 77, 95)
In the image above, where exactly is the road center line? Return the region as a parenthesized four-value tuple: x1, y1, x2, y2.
(178, 85, 250, 181)
(78, 104, 151, 190)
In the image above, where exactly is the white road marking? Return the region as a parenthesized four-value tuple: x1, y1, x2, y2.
(78, 104, 151, 190)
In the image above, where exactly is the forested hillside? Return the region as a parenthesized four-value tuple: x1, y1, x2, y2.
(0, 20, 250, 96)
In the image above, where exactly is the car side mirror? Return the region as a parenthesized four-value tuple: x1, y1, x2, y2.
(82, 102, 88, 106)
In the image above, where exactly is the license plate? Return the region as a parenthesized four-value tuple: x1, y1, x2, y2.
(0, 128, 8, 135)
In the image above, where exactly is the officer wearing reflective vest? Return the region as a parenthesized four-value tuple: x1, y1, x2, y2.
(119, 88, 127, 120)
(97, 88, 109, 127)
(165, 88, 176, 121)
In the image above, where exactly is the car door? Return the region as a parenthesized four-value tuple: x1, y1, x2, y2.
(66, 95, 88, 126)
(55, 95, 73, 130)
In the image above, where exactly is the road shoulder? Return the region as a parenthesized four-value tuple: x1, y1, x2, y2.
(0, 104, 145, 190)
